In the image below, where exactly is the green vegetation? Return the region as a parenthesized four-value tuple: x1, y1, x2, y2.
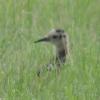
(0, 0, 100, 99)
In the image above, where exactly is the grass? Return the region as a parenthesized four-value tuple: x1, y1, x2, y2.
(0, 0, 100, 99)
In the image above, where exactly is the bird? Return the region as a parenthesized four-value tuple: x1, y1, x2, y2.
(34, 29, 69, 76)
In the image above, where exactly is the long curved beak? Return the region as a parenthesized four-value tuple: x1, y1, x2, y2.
(34, 37, 49, 43)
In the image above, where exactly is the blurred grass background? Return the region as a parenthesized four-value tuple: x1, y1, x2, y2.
(0, 0, 100, 99)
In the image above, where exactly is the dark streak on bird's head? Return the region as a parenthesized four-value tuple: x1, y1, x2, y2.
(56, 29, 64, 33)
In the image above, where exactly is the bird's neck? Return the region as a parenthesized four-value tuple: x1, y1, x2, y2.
(56, 43, 68, 63)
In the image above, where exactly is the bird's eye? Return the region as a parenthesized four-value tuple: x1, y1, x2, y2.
(52, 35, 58, 39)
(63, 35, 66, 38)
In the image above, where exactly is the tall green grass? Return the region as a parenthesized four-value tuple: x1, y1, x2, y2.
(0, 0, 100, 99)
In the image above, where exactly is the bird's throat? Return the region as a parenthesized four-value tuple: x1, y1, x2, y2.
(56, 46, 67, 64)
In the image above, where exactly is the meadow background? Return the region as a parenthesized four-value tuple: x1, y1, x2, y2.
(0, 0, 100, 100)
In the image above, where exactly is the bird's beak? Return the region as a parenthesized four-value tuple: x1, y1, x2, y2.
(34, 37, 50, 43)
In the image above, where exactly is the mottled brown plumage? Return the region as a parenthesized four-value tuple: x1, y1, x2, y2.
(34, 29, 69, 76)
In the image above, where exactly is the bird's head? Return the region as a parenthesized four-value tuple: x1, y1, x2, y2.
(34, 29, 67, 47)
